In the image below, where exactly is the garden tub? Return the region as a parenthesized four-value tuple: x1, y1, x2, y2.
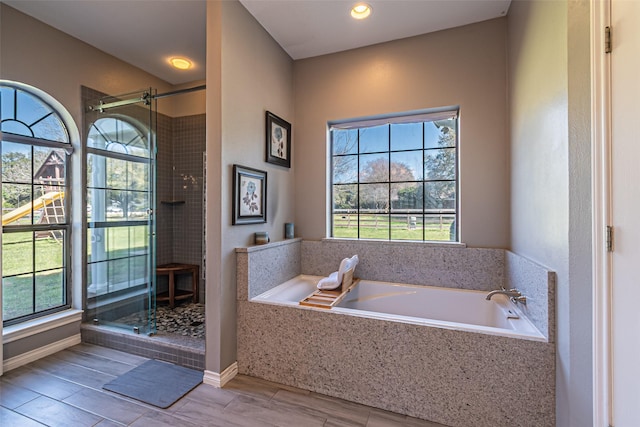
(252, 274, 545, 341)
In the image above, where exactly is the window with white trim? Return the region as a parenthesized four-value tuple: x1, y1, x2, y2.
(330, 109, 459, 241)
(1, 83, 72, 325)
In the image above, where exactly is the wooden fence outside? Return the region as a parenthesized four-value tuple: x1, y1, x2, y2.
(333, 210, 454, 231)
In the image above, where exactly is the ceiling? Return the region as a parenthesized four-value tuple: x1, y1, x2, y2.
(4, 0, 511, 86)
(239, 1, 511, 60)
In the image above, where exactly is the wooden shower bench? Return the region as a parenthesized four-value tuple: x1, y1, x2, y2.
(156, 263, 199, 308)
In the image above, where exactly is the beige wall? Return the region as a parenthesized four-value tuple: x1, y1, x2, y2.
(205, 0, 224, 374)
(566, 1, 593, 425)
(0, 4, 177, 121)
(507, 1, 592, 425)
(205, 0, 295, 372)
(293, 18, 509, 247)
(508, 2, 568, 259)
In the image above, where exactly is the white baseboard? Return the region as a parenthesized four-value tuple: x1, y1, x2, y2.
(3, 334, 81, 372)
(203, 361, 238, 388)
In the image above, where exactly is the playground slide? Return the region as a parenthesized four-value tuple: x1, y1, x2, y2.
(2, 191, 65, 226)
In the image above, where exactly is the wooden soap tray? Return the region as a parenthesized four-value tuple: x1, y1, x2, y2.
(299, 268, 359, 309)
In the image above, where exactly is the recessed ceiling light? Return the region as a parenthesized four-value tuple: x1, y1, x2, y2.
(351, 3, 372, 20)
(169, 57, 193, 70)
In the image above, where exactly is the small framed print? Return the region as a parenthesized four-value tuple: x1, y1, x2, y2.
(266, 111, 291, 168)
(233, 165, 267, 225)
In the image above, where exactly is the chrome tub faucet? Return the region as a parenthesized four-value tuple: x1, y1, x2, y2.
(486, 287, 527, 304)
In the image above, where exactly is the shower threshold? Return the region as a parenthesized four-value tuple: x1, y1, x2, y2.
(81, 323, 204, 370)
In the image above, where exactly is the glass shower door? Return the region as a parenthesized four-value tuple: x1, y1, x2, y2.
(84, 89, 157, 335)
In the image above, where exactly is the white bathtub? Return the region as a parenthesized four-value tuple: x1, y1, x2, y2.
(252, 274, 545, 341)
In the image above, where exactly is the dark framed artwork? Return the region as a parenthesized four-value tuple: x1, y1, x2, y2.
(265, 111, 291, 168)
(233, 165, 267, 225)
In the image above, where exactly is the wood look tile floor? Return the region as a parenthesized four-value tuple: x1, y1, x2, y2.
(0, 344, 448, 427)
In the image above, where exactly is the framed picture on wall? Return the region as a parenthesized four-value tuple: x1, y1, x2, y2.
(233, 164, 267, 225)
(265, 111, 291, 168)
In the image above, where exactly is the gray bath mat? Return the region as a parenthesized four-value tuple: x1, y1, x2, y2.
(103, 359, 202, 408)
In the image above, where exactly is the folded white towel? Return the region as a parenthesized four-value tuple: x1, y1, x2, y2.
(317, 255, 360, 290)
(317, 271, 340, 290)
(348, 254, 359, 270)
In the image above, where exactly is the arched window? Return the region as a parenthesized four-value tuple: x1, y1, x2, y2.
(88, 116, 150, 157)
(1, 81, 73, 325)
(86, 115, 152, 299)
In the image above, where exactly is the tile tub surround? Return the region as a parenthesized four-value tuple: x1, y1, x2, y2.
(237, 301, 555, 427)
(300, 240, 555, 341)
(301, 239, 504, 291)
(236, 239, 556, 426)
(236, 238, 302, 300)
(239, 239, 555, 342)
(505, 251, 556, 342)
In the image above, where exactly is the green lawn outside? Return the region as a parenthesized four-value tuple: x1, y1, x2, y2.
(332, 214, 454, 241)
(2, 232, 64, 275)
(2, 234, 65, 321)
(87, 225, 149, 260)
(2, 225, 150, 321)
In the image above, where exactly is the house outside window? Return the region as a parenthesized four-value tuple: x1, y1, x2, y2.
(1, 82, 73, 325)
(330, 109, 459, 242)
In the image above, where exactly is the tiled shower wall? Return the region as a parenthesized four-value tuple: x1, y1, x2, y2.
(156, 112, 174, 266)
(171, 115, 205, 270)
(157, 113, 206, 300)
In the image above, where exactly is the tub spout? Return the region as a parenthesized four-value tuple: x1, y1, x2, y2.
(486, 288, 527, 304)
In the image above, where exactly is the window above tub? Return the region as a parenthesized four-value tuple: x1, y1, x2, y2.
(329, 108, 459, 242)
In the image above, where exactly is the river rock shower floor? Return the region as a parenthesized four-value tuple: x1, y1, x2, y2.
(115, 302, 205, 339)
